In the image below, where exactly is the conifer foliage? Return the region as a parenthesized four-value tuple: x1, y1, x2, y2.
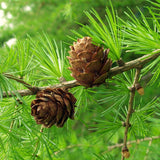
(0, 0, 160, 160)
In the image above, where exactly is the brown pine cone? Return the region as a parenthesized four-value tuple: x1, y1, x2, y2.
(31, 88, 76, 128)
(67, 37, 112, 87)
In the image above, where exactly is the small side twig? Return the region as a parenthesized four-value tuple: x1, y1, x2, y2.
(4, 73, 39, 93)
(121, 67, 142, 160)
(9, 119, 15, 132)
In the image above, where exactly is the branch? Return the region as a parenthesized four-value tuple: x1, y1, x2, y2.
(107, 136, 160, 151)
(3, 73, 39, 93)
(108, 52, 160, 78)
(2, 80, 78, 97)
(121, 67, 141, 160)
(54, 135, 160, 155)
(2, 52, 160, 98)
(54, 144, 85, 155)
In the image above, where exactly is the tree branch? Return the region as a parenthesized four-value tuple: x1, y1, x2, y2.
(121, 67, 141, 160)
(107, 136, 160, 151)
(3, 73, 39, 93)
(2, 80, 78, 97)
(108, 52, 160, 78)
(2, 52, 160, 98)
(144, 139, 152, 160)
(54, 135, 160, 156)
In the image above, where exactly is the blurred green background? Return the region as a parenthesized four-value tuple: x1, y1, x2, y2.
(0, 0, 148, 46)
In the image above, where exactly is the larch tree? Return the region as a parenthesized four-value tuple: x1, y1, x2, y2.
(0, 0, 160, 160)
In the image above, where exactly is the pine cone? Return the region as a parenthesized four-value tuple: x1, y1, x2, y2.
(67, 37, 112, 87)
(31, 88, 76, 128)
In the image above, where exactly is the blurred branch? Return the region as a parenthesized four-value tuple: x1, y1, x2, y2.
(107, 136, 160, 151)
(2, 52, 160, 98)
(54, 144, 84, 155)
(144, 139, 152, 160)
(54, 136, 160, 155)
